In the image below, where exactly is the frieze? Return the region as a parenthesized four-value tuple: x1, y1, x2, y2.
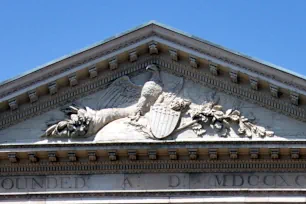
(2, 173, 306, 195)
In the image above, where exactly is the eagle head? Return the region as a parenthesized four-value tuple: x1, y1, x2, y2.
(146, 64, 159, 72)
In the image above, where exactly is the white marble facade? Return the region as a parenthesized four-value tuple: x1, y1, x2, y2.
(0, 71, 305, 145)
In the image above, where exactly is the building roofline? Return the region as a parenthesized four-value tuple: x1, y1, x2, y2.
(1, 20, 305, 86)
(150, 21, 306, 81)
(0, 21, 154, 86)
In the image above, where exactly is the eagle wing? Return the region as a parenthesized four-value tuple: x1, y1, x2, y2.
(164, 76, 184, 95)
(97, 76, 142, 109)
(161, 76, 184, 104)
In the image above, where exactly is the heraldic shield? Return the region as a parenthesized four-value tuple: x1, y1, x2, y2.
(150, 104, 181, 139)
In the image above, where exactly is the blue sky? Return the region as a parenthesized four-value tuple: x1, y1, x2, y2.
(0, 1, 305, 82)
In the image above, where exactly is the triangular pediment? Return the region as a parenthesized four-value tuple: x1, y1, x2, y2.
(0, 69, 305, 145)
(0, 21, 305, 145)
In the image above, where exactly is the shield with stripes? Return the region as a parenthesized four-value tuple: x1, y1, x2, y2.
(150, 104, 181, 139)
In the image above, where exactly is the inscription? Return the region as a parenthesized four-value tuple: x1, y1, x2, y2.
(168, 175, 180, 188)
(206, 174, 294, 187)
(1, 173, 306, 194)
(122, 177, 132, 188)
(0, 176, 86, 191)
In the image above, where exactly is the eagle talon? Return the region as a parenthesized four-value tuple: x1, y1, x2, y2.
(129, 111, 141, 122)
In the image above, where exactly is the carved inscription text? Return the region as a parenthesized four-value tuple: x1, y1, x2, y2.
(1, 173, 306, 194)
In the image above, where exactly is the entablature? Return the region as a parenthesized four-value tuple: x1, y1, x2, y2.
(0, 141, 306, 175)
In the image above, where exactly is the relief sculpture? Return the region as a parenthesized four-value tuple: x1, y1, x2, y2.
(43, 64, 274, 140)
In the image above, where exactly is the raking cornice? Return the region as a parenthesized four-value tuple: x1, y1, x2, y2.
(0, 22, 305, 130)
(0, 56, 305, 131)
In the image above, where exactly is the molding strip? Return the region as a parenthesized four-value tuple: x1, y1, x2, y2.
(1, 160, 306, 176)
(2, 191, 306, 201)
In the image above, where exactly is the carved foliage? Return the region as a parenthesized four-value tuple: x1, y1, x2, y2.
(42, 61, 277, 140)
(1, 57, 305, 135)
(189, 101, 274, 138)
(45, 106, 92, 138)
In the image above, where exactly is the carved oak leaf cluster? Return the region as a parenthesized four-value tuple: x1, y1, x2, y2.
(189, 103, 274, 138)
(169, 98, 191, 112)
(45, 106, 92, 138)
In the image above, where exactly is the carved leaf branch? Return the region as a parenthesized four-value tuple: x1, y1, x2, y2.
(44, 106, 92, 138)
(189, 103, 274, 138)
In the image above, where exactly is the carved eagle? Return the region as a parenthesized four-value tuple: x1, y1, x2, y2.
(98, 64, 162, 110)
(44, 64, 184, 138)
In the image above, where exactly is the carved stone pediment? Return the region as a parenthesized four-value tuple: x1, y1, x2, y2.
(0, 22, 306, 202)
(0, 68, 305, 145)
(0, 22, 305, 145)
(36, 63, 278, 142)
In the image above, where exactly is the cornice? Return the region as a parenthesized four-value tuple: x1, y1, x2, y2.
(151, 24, 306, 92)
(1, 24, 306, 102)
(0, 31, 155, 99)
(2, 159, 306, 176)
(0, 28, 305, 130)
(155, 56, 306, 120)
(3, 140, 306, 150)
(0, 144, 305, 175)
(0, 56, 152, 130)
(3, 30, 305, 101)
